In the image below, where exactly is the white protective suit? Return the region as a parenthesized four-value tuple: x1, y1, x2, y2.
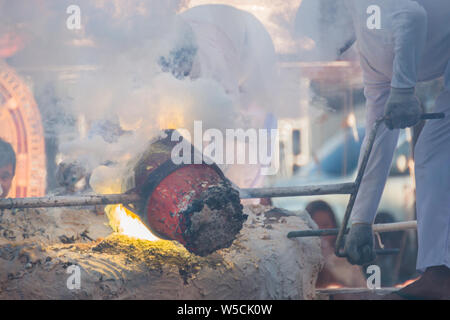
(344, 0, 450, 271)
(180, 4, 277, 113)
(179, 5, 278, 189)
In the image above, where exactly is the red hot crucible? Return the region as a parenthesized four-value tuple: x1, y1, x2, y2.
(123, 130, 247, 256)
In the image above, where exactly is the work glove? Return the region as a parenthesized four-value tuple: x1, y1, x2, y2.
(384, 87, 422, 130)
(344, 223, 376, 265)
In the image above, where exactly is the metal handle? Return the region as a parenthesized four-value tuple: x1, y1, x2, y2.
(334, 113, 444, 258)
(420, 112, 445, 120)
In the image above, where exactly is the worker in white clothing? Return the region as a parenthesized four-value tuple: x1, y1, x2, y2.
(296, 0, 450, 299)
(160, 4, 279, 190)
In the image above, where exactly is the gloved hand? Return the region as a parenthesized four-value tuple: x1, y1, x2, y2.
(384, 87, 422, 130)
(344, 223, 376, 265)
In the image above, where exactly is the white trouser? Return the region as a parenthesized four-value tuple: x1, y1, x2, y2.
(415, 86, 450, 271)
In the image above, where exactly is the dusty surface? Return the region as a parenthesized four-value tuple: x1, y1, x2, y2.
(0, 205, 323, 300)
(182, 181, 247, 256)
(0, 207, 111, 246)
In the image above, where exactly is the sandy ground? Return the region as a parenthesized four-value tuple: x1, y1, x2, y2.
(0, 205, 323, 300)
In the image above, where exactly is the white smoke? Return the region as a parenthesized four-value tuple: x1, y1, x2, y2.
(3, 1, 329, 192)
(1, 1, 247, 183)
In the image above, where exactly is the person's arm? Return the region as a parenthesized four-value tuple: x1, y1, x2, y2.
(384, 2, 427, 130)
(344, 0, 427, 265)
(348, 0, 428, 87)
(351, 77, 400, 225)
(344, 77, 401, 265)
(390, 1, 428, 89)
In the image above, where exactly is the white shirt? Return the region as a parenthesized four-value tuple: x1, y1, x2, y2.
(346, 0, 450, 89)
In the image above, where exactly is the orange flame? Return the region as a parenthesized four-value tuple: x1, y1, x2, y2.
(395, 277, 420, 288)
(323, 283, 344, 289)
(106, 204, 159, 241)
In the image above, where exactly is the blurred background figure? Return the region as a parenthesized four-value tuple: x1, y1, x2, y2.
(0, 138, 16, 198)
(55, 161, 89, 195)
(306, 200, 366, 288)
(161, 4, 279, 192)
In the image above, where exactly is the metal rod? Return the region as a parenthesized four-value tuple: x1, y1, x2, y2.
(334, 119, 383, 257)
(0, 183, 357, 210)
(0, 113, 442, 211)
(288, 220, 417, 238)
(373, 220, 417, 233)
(0, 193, 141, 210)
(421, 112, 445, 120)
(239, 183, 356, 199)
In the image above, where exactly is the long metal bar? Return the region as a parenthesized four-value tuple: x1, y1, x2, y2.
(239, 183, 356, 199)
(0, 193, 141, 210)
(0, 183, 356, 210)
(0, 115, 442, 215)
(288, 220, 417, 238)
